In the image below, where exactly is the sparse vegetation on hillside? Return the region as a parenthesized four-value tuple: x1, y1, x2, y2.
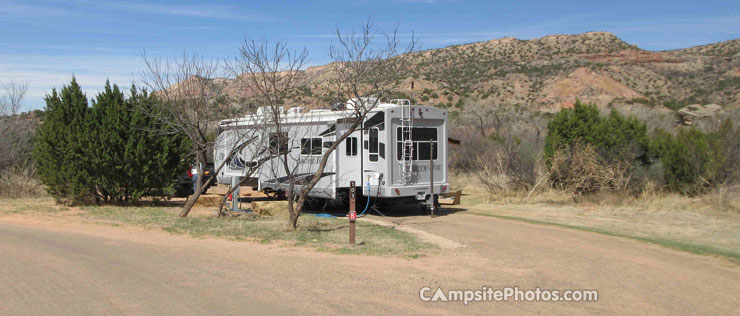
(186, 32, 739, 115)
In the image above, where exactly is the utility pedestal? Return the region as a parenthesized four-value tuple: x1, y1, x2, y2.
(230, 176, 241, 210)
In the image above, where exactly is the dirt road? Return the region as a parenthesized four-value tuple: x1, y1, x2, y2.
(1, 211, 739, 315)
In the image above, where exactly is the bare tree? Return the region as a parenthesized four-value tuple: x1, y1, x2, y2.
(0, 80, 35, 196)
(229, 19, 415, 229)
(452, 99, 549, 193)
(212, 123, 270, 217)
(225, 38, 310, 228)
(459, 99, 502, 138)
(458, 99, 539, 138)
(0, 78, 33, 172)
(139, 51, 235, 217)
(328, 18, 416, 111)
(1, 79, 29, 116)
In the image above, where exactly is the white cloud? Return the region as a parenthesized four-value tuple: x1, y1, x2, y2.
(393, 0, 461, 3)
(91, 0, 269, 21)
(1, 0, 269, 23)
(0, 1, 74, 16)
(0, 54, 144, 110)
(395, 0, 440, 3)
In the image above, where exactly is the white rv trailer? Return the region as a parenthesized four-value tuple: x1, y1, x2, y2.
(214, 99, 449, 209)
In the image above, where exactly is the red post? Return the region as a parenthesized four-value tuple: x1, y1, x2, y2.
(349, 181, 356, 245)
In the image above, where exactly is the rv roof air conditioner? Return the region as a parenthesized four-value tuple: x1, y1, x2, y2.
(287, 107, 305, 115)
(255, 105, 284, 116)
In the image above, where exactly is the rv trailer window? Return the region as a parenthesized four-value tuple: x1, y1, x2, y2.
(396, 127, 438, 161)
(311, 138, 322, 155)
(345, 137, 358, 156)
(396, 127, 438, 141)
(369, 128, 379, 162)
(417, 142, 438, 160)
(301, 138, 323, 155)
(229, 155, 246, 169)
(269, 132, 289, 155)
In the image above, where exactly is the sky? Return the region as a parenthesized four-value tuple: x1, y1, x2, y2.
(1, 0, 739, 111)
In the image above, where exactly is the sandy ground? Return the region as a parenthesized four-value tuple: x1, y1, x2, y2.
(1, 209, 739, 315)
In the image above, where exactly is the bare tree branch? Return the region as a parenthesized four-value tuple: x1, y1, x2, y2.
(138, 51, 232, 217)
(225, 38, 310, 228)
(2, 79, 29, 116)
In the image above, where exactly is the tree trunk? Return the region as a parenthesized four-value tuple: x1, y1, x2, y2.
(216, 182, 238, 217)
(217, 192, 229, 217)
(289, 212, 299, 229)
(289, 202, 303, 229)
(179, 189, 201, 217)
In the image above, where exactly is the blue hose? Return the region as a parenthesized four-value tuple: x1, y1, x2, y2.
(358, 181, 371, 216)
(311, 182, 372, 219)
(230, 205, 252, 213)
(228, 195, 252, 213)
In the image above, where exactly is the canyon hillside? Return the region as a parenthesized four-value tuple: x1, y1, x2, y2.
(204, 32, 740, 113)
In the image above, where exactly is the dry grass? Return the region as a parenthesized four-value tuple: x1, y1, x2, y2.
(452, 172, 740, 260)
(0, 170, 46, 198)
(451, 172, 572, 204)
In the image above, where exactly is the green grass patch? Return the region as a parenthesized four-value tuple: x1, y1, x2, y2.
(161, 215, 434, 256)
(2, 200, 433, 257)
(468, 211, 740, 263)
(5, 200, 65, 214)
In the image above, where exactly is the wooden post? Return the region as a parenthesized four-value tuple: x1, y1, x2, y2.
(349, 181, 356, 245)
(430, 140, 435, 218)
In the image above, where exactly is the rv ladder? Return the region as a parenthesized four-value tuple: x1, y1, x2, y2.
(392, 99, 414, 184)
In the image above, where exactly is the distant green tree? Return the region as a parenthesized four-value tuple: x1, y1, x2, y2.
(544, 101, 650, 191)
(650, 120, 740, 196)
(651, 128, 708, 195)
(544, 101, 649, 166)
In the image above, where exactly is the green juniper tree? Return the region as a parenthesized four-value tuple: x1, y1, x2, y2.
(123, 85, 190, 201)
(88, 82, 189, 203)
(34, 78, 189, 204)
(88, 81, 128, 202)
(33, 77, 94, 203)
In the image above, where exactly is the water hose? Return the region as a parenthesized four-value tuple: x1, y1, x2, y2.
(358, 181, 371, 216)
(311, 180, 374, 218)
(230, 204, 252, 213)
